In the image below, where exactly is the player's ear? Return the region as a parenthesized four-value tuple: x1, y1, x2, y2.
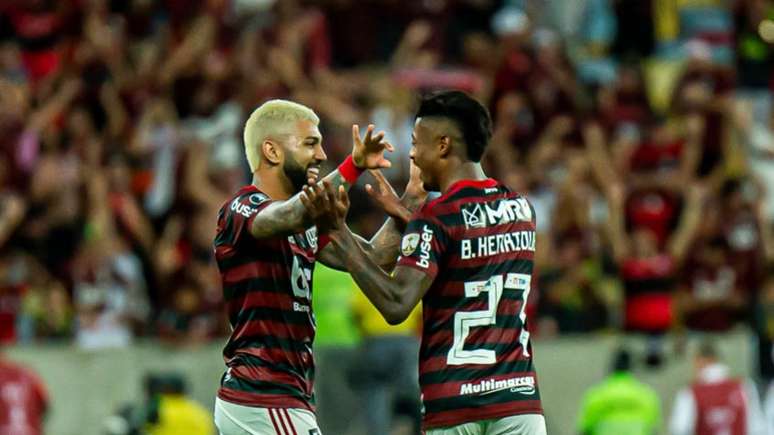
(262, 139, 282, 165)
(438, 135, 452, 158)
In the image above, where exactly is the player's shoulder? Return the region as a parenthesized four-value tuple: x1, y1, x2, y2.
(418, 178, 528, 217)
(220, 186, 271, 218)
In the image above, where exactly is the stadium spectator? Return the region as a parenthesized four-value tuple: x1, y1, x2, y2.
(669, 341, 766, 435)
(733, 99, 774, 225)
(577, 348, 661, 435)
(103, 372, 213, 435)
(606, 181, 705, 365)
(734, 0, 774, 121)
(144, 373, 214, 435)
(72, 169, 149, 350)
(678, 178, 767, 332)
(4, 0, 64, 86)
(0, 353, 48, 435)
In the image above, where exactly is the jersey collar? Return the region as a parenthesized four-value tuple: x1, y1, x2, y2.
(427, 178, 498, 209)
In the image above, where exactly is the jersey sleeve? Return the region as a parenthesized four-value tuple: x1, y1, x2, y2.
(396, 209, 449, 281)
(215, 191, 273, 253)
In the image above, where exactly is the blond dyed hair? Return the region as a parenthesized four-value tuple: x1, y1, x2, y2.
(243, 100, 320, 172)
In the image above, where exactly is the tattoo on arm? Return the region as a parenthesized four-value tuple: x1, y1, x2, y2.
(250, 170, 351, 239)
(359, 218, 402, 270)
(318, 217, 401, 271)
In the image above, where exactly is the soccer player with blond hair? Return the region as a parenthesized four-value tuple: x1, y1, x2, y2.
(212, 99, 424, 434)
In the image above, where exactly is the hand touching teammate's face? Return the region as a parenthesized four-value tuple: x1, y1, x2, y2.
(409, 117, 441, 192)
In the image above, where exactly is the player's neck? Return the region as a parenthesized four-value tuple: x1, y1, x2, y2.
(252, 169, 294, 200)
(439, 162, 488, 193)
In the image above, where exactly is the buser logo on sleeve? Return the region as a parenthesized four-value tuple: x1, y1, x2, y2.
(416, 225, 433, 268)
(231, 199, 257, 218)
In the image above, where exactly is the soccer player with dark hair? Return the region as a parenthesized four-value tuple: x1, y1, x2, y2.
(212, 99, 424, 434)
(315, 91, 547, 434)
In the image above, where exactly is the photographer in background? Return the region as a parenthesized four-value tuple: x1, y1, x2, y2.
(104, 373, 213, 435)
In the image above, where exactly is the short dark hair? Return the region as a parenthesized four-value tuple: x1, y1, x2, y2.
(416, 90, 492, 162)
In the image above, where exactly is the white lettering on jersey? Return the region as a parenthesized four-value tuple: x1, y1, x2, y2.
(460, 231, 536, 259)
(230, 199, 257, 218)
(416, 225, 433, 268)
(459, 375, 536, 396)
(293, 302, 311, 312)
(461, 198, 532, 228)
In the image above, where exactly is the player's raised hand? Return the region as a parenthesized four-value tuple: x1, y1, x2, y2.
(352, 124, 394, 169)
(329, 185, 350, 232)
(299, 180, 332, 222)
(300, 180, 348, 233)
(366, 170, 411, 224)
(403, 160, 428, 206)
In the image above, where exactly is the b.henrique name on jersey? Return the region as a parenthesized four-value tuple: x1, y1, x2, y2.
(396, 179, 543, 430)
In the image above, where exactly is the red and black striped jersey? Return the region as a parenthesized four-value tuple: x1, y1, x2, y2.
(396, 178, 543, 429)
(214, 185, 323, 411)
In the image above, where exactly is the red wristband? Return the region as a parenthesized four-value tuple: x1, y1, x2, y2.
(338, 155, 364, 184)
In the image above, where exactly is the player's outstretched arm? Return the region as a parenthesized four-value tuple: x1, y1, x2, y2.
(249, 124, 393, 239)
(361, 164, 427, 267)
(319, 185, 431, 324)
(335, 232, 432, 324)
(317, 223, 404, 271)
(249, 169, 352, 239)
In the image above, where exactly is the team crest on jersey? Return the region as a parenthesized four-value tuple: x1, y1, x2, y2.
(462, 203, 486, 228)
(248, 193, 269, 206)
(306, 227, 318, 252)
(461, 198, 532, 229)
(401, 233, 420, 256)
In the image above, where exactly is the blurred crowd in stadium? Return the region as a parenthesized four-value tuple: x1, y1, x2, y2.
(1, 0, 774, 433)
(1, 0, 774, 398)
